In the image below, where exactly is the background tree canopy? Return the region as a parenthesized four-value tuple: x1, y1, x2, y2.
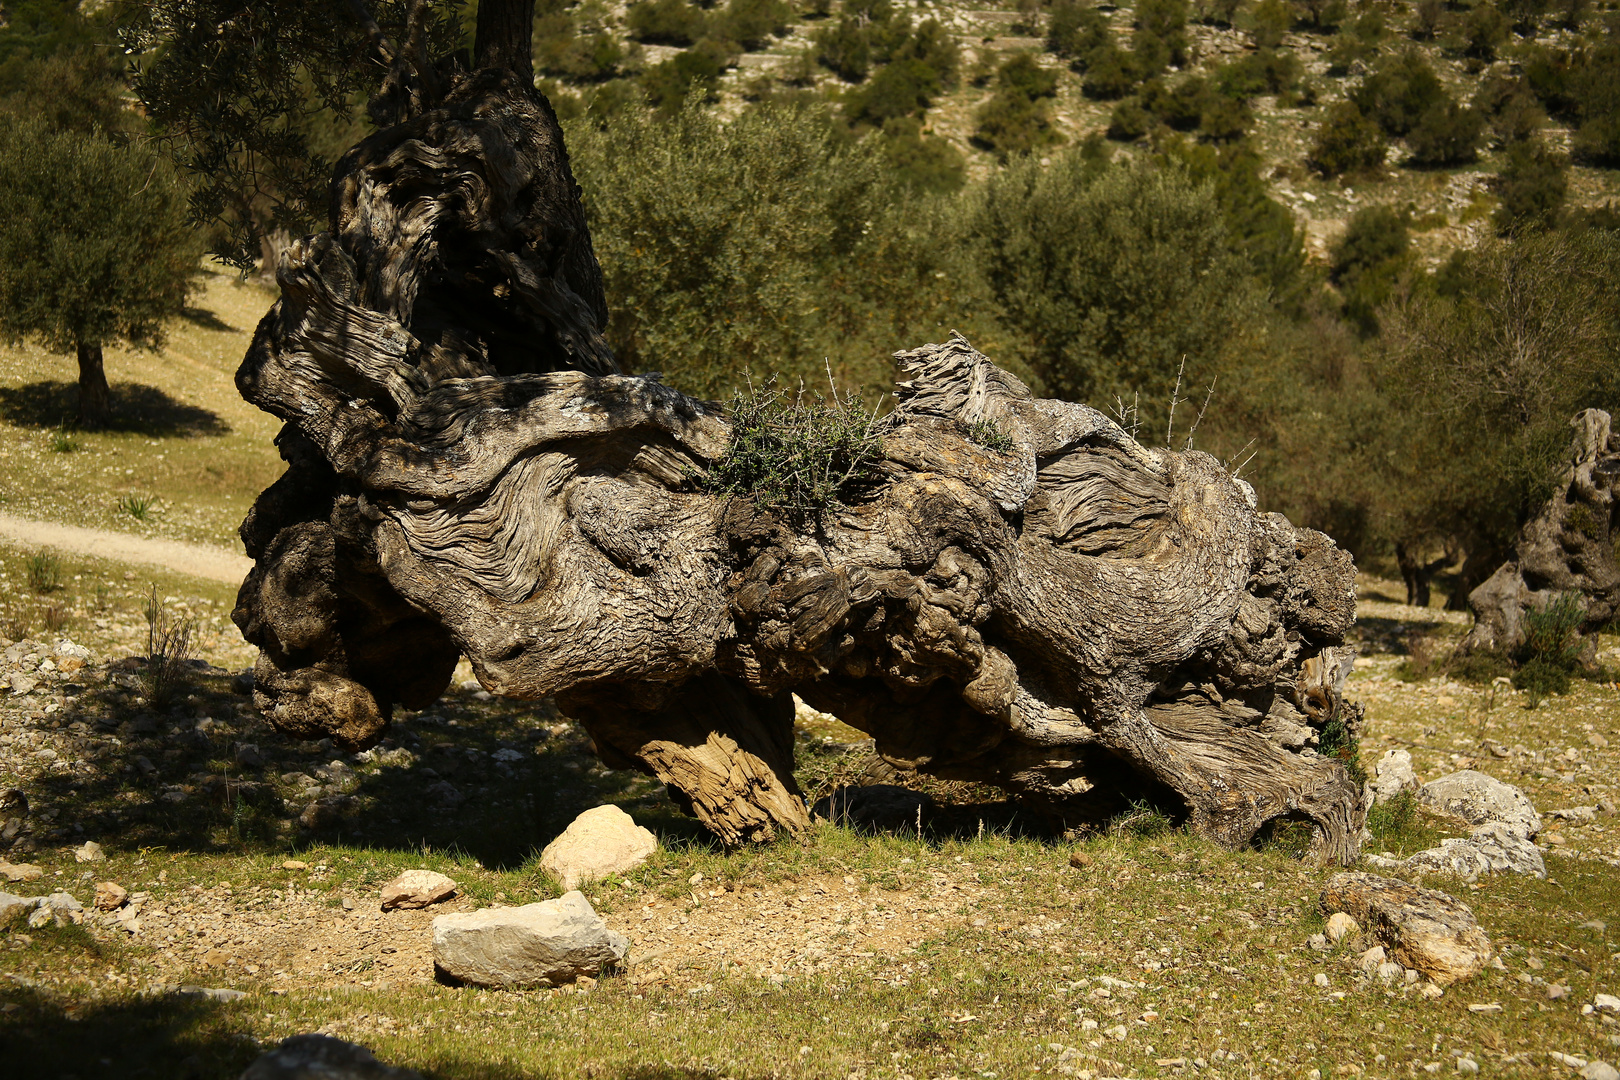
(965, 152, 1265, 432)
(4, 0, 1617, 608)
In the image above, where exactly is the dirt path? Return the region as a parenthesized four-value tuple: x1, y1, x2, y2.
(0, 510, 251, 584)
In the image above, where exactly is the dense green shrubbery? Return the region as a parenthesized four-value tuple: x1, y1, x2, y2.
(627, 0, 709, 45)
(1351, 50, 1448, 136)
(966, 150, 1263, 423)
(640, 39, 734, 112)
(1331, 205, 1411, 334)
(1081, 44, 1140, 99)
(719, 0, 795, 49)
(1215, 49, 1298, 98)
(843, 19, 959, 125)
(1132, 0, 1190, 76)
(1405, 99, 1485, 165)
(1164, 140, 1307, 303)
(1107, 96, 1155, 141)
(877, 116, 966, 193)
(1454, 1, 1508, 60)
(1109, 74, 1254, 142)
(1571, 36, 1620, 163)
(536, 4, 630, 84)
(1494, 139, 1569, 232)
(1512, 592, 1587, 698)
(1047, 0, 1111, 60)
(1308, 101, 1387, 176)
(1294, 0, 1348, 32)
(973, 53, 1062, 157)
(566, 98, 963, 400)
(812, 0, 920, 81)
(1476, 72, 1547, 145)
(1366, 231, 1620, 583)
(1327, 9, 1385, 73)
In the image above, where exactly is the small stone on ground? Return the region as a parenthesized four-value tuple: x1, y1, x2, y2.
(379, 869, 457, 911)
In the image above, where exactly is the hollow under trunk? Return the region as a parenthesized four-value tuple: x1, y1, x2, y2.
(230, 71, 1368, 862)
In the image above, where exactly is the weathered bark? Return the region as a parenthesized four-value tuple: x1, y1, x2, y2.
(474, 0, 538, 83)
(232, 75, 1367, 861)
(76, 341, 110, 428)
(1461, 409, 1620, 657)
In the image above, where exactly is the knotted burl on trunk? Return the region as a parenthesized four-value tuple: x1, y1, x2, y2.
(231, 74, 1367, 861)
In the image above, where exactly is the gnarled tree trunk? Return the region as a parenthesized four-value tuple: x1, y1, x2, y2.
(1461, 409, 1620, 658)
(232, 71, 1367, 862)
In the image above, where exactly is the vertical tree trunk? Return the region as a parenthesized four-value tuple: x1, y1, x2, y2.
(475, 0, 536, 82)
(1395, 542, 1431, 608)
(76, 341, 110, 428)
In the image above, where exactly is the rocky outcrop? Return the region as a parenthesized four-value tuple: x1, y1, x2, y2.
(1418, 771, 1541, 838)
(1321, 872, 1492, 986)
(1368, 822, 1546, 879)
(432, 890, 628, 989)
(1367, 748, 1418, 805)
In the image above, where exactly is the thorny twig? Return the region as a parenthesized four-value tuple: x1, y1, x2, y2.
(1111, 391, 1141, 440)
(1223, 436, 1257, 474)
(1183, 377, 1217, 450)
(1165, 356, 1186, 448)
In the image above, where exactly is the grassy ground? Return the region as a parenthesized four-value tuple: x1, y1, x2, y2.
(1, 570, 1618, 1078)
(0, 265, 282, 550)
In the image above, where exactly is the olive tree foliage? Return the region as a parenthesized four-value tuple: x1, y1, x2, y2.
(964, 150, 1265, 430)
(1371, 230, 1620, 579)
(565, 97, 964, 401)
(0, 115, 201, 426)
(121, 0, 466, 271)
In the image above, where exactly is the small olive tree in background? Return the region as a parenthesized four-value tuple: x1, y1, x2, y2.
(0, 117, 200, 427)
(1372, 228, 1620, 598)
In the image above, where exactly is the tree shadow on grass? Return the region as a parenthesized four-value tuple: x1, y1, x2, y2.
(181, 305, 239, 334)
(0, 380, 229, 438)
(2, 965, 758, 1079)
(16, 664, 680, 875)
(0, 958, 262, 1080)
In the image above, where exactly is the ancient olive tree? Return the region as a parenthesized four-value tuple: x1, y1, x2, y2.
(137, 0, 1367, 860)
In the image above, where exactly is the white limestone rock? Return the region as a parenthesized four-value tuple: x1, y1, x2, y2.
(432, 890, 628, 989)
(538, 805, 658, 891)
(379, 869, 457, 911)
(1418, 770, 1541, 838)
(1368, 749, 1418, 804)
